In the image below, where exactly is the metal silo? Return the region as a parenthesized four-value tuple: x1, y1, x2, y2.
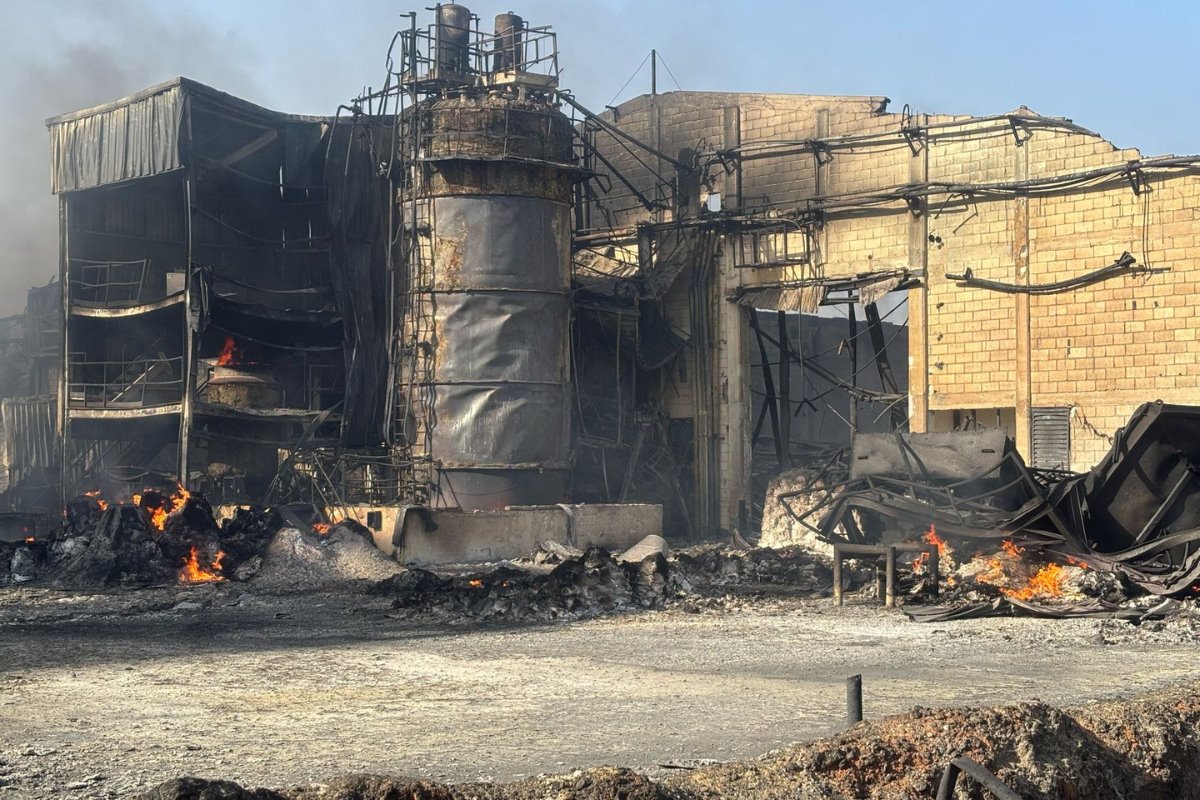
(408, 86, 577, 510)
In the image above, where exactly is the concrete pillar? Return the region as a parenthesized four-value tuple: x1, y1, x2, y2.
(907, 116, 930, 432)
(1013, 144, 1033, 458)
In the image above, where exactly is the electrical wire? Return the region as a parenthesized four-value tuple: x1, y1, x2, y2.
(606, 51, 653, 108)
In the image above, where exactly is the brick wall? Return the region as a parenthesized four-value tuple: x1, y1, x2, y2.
(593, 89, 1200, 520)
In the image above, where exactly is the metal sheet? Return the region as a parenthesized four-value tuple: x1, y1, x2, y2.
(49, 83, 184, 194)
(1081, 401, 1200, 550)
(433, 292, 568, 383)
(431, 196, 569, 291)
(435, 469, 569, 510)
(851, 429, 1014, 486)
(428, 382, 571, 468)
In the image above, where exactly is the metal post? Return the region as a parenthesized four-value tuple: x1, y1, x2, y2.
(846, 674, 863, 725)
(832, 546, 843, 606)
(885, 546, 897, 608)
(777, 311, 791, 465)
(650, 49, 657, 95)
(929, 544, 940, 597)
(875, 561, 886, 604)
(847, 302, 858, 435)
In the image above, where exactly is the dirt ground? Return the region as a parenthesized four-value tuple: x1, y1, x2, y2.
(2, 584, 1199, 799)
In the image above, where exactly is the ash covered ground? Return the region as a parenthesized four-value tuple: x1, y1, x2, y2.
(4, 535, 1200, 798)
(4, 493, 1200, 797)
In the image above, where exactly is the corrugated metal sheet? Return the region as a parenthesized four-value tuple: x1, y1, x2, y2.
(2, 396, 58, 476)
(48, 83, 184, 193)
(1032, 406, 1071, 470)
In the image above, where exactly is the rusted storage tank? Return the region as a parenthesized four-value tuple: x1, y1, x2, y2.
(492, 13, 524, 72)
(436, 4, 472, 74)
(414, 89, 576, 509)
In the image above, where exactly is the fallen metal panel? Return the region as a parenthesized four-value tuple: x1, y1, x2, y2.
(1081, 401, 1200, 551)
(850, 429, 1014, 486)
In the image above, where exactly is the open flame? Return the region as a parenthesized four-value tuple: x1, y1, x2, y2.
(24, 535, 35, 545)
(468, 579, 484, 589)
(976, 538, 1069, 601)
(134, 484, 192, 532)
(179, 545, 225, 584)
(84, 490, 109, 511)
(924, 525, 948, 557)
(913, 524, 950, 573)
(216, 336, 241, 367)
(313, 522, 331, 535)
(1003, 562, 1067, 601)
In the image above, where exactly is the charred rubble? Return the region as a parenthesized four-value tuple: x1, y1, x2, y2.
(772, 401, 1200, 619)
(1, 490, 280, 588)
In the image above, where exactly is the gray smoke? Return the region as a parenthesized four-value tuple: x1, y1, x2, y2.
(0, 1, 263, 316)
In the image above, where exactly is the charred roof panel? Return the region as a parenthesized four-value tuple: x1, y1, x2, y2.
(46, 78, 332, 195)
(48, 81, 184, 194)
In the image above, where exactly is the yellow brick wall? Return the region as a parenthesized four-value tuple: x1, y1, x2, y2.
(594, 90, 1200, 520)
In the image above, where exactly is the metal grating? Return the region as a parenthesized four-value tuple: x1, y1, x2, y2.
(1031, 406, 1071, 470)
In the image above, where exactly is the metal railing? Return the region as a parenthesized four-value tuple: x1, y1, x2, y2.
(67, 354, 184, 410)
(70, 260, 151, 307)
(396, 18, 560, 90)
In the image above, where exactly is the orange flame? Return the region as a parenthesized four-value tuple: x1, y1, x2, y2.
(313, 522, 331, 535)
(84, 490, 109, 511)
(216, 336, 240, 367)
(178, 546, 225, 584)
(23, 536, 35, 545)
(913, 524, 950, 573)
(1001, 539, 1023, 558)
(468, 579, 484, 589)
(923, 525, 948, 557)
(1003, 562, 1067, 601)
(136, 484, 191, 532)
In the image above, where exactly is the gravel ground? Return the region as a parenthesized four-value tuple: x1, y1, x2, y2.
(1, 584, 1199, 798)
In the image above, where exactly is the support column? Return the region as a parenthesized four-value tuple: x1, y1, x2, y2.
(906, 116, 930, 432)
(1013, 145, 1033, 458)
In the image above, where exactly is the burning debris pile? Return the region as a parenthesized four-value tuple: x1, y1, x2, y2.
(778, 401, 1200, 619)
(1, 487, 279, 588)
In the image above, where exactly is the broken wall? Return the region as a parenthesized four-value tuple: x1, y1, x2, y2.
(593, 88, 1200, 500)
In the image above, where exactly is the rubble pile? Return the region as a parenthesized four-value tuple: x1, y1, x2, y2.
(252, 522, 405, 592)
(0, 491, 280, 588)
(375, 546, 684, 623)
(373, 542, 833, 623)
(134, 682, 1200, 799)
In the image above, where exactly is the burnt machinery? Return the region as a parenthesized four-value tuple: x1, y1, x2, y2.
(385, 6, 579, 509)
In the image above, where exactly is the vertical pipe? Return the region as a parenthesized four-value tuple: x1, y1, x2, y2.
(58, 195, 69, 503)
(847, 302, 858, 436)
(178, 172, 194, 488)
(651, 49, 657, 95)
(846, 674, 863, 725)
(777, 310, 791, 466)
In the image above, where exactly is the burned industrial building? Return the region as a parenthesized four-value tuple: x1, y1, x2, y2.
(5, 4, 1200, 799)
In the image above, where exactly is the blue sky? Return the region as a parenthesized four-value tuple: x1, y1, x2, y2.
(0, 0, 1196, 312)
